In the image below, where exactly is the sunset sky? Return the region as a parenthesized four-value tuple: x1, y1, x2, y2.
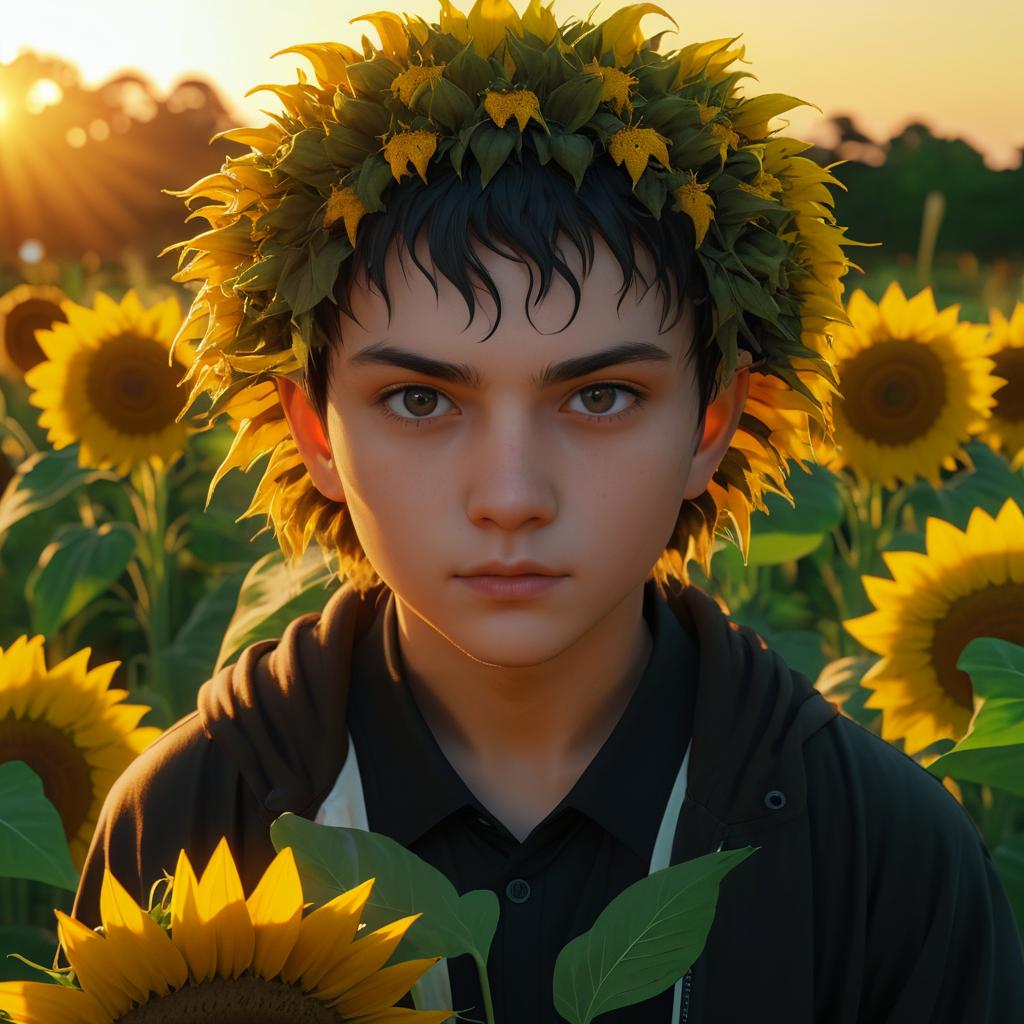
(2, 0, 1021, 168)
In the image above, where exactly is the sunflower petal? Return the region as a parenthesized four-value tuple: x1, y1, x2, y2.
(331, 957, 442, 1017)
(169, 849, 216, 983)
(55, 911, 134, 1020)
(315, 914, 423, 1001)
(245, 845, 304, 980)
(195, 837, 255, 978)
(0, 980, 109, 1024)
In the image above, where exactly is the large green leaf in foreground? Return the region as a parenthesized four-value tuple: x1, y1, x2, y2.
(553, 847, 756, 1024)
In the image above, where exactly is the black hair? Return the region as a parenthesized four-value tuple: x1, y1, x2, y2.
(306, 149, 724, 451)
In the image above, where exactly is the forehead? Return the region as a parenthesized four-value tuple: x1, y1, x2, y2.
(341, 229, 682, 353)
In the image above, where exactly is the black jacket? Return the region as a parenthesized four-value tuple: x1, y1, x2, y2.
(71, 578, 1024, 1021)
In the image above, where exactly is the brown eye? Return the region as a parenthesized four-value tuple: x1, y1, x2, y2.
(402, 387, 438, 416)
(579, 385, 617, 414)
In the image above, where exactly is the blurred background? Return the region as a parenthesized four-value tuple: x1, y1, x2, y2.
(1, 0, 1022, 314)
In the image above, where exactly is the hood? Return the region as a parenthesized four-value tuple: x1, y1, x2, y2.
(197, 578, 838, 831)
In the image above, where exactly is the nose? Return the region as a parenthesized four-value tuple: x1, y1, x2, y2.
(463, 405, 557, 532)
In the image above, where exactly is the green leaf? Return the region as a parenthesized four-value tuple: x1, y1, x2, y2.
(633, 167, 668, 218)
(275, 129, 335, 189)
(344, 59, 401, 101)
(549, 131, 593, 190)
(335, 95, 391, 139)
(0, 762, 78, 891)
(0, 925, 59, 983)
(745, 463, 844, 566)
(927, 638, 1024, 795)
(214, 547, 337, 672)
(553, 847, 757, 1024)
(411, 76, 476, 131)
(0, 449, 117, 550)
(444, 41, 493, 103)
(323, 124, 378, 168)
(993, 837, 1024, 943)
(160, 570, 247, 717)
(469, 124, 517, 188)
(25, 522, 136, 637)
(271, 814, 500, 964)
(545, 73, 604, 134)
(355, 153, 394, 214)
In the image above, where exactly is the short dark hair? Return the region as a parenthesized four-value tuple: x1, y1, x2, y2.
(306, 149, 726, 451)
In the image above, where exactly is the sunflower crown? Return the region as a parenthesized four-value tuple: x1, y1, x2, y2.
(166, 0, 859, 590)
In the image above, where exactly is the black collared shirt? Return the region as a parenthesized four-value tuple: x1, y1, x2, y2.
(345, 580, 697, 1024)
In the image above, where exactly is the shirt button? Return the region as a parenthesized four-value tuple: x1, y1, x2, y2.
(505, 878, 531, 903)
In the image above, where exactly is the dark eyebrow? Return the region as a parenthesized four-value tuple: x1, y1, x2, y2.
(347, 340, 672, 389)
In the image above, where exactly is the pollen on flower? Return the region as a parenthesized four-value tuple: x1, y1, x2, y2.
(675, 171, 715, 246)
(323, 185, 367, 246)
(383, 129, 439, 183)
(607, 126, 672, 188)
(738, 172, 784, 199)
(483, 88, 543, 132)
(583, 60, 638, 116)
(391, 64, 446, 107)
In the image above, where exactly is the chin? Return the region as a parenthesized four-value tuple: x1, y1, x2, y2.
(439, 612, 579, 668)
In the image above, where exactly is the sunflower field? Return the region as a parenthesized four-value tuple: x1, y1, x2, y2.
(1, 1, 1024, 1018)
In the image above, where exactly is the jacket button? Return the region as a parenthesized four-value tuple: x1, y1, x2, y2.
(764, 789, 787, 810)
(505, 878, 531, 903)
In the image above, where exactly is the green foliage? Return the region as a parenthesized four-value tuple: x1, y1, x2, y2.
(927, 638, 1024, 796)
(552, 848, 756, 1023)
(0, 762, 78, 891)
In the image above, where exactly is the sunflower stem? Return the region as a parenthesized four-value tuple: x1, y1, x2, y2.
(472, 952, 497, 1024)
(131, 460, 172, 695)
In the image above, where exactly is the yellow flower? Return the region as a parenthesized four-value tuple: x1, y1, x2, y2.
(822, 283, 1000, 490)
(973, 302, 1024, 470)
(738, 171, 783, 199)
(349, 10, 411, 64)
(0, 635, 160, 870)
(596, 2, 677, 68)
(0, 284, 69, 381)
(438, 0, 470, 43)
(674, 171, 715, 247)
(466, 0, 523, 59)
(391, 64, 446, 106)
(483, 87, 545, 132)
(323, 185, 368, 247)
(0, 838, 455, 1024)
(672, 37, 746, 88)
(23, 290, 197, 477)
(582, 59, 638, 116)
(383, 129, 439, 183)
(608, 125, 672, 188)
(844, 500, 1024, 756)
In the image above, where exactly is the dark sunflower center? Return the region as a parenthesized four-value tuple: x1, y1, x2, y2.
(4, 299, 67, 373)
(931, 582, 1024, 710)
(837, 339, 948, 445)
(116, 976, 346, 1023)
(84, 333, 189, 436)
(990, 348, 1024, 422)
(0, 713, 94, 841)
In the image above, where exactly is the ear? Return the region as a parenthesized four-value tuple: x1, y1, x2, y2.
(681, 352, 753, 500)
(274, 375, 346, 503)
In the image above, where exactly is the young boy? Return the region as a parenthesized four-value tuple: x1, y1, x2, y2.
(71, 1, 1024, 1021)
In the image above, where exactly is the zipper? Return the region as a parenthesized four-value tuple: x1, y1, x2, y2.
(681, 968, 692, 1023)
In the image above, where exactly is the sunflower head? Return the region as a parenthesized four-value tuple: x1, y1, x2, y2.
(0, 284, 69, 382)
(817, 281, 1002, 490)
(164, 0, 859, 592)
(975, 302, 1024, 470)
(22, 290, 198, 477)
(0, 837, 454, 1024)
(843, 498, 1024, 756)
(0, 635, 161, 870)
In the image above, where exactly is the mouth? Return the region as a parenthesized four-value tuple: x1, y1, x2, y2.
(455, 574, 567, 599)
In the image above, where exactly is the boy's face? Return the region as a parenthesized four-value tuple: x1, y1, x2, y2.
(277, 231, 750, 667)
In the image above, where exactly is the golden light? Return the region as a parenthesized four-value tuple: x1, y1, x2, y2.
(66, 125, 87, 147)
(0, 95, 9, 123)
(25, 77, 63, 113)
